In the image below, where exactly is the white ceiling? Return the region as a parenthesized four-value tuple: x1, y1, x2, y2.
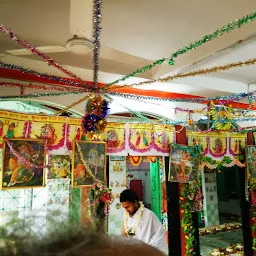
(0, 0, 256, 122)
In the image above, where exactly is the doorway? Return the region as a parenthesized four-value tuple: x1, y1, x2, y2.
(126, 156, 162, 220)
(199, 166, 244, 255)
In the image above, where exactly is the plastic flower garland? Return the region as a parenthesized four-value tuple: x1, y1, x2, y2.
(87, 182, 114, 215)
(208, 101, 233, 131)
(82, 94, 110, 134)
(179, 181, 202, 256)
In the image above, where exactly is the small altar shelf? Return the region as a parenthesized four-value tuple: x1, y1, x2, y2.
(210, 242, 244, 255)
(199, 223, 242, 236)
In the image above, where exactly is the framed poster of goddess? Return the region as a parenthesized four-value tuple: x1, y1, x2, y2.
(2, 139, 46, 189)
(168, 144, 199, 183)
(72, 141, 106, 187)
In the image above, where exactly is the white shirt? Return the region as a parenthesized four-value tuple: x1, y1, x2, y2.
(123, 207, 167, 249)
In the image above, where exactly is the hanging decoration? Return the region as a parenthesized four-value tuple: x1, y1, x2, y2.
(82, 94, 109, 134)
(179, 183, 197, 255)
(129, 156, 143, 166)
(245, 145, 256, 250)
(101, 10, 256, 87)
(0, 61, 92, 88)
(0, 25, 83, 82)
(199, 156, 245, 172)
(0, 90, 86, 100)
(6, 140, 49, 169)
(92, 0, 103, 90)
(208, 101, 233, 130)
(0, 82, 87, 92)
(108, 58, 256, 90)
(87, 182, 114, 214)
(75, 141, 97, 180)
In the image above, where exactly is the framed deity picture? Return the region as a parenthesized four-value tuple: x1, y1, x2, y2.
(72, 141, 106, 187)
(48, 155, 71, 179)
(168, 144, 199, 183)
(2, 139, 46, 189)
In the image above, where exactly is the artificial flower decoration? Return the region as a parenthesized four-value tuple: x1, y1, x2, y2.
(87, 182, 114, 216)
(82, 94, 109, 134)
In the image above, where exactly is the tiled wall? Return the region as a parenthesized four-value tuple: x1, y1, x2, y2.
(108, 156, 126, 235)
(201, 172, 220, 227)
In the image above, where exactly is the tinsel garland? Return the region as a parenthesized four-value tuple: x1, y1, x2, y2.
(92, 0, 103, 90)
(0, 91, 85, 100)
(0, 25, 83, 81)
(108, 58, 256, 89)
(102, 11, 256, 87)
(75, 141, 97, 180)
(107, 91, 252, 103)
(0, 61, 92, 88)
(0, 82, 87, 92)
(6, 140, 49, 169)
(54, 93, 92, 116)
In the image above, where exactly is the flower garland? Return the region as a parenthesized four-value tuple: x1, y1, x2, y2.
(179, 183, 197, 256)
(200, 155, 245, 172)
(87, 182, 114, 214)
(123, 203, 144, 237)
(75, 141, 97, 180)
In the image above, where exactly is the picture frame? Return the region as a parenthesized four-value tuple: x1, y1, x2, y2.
(168, 144, 199, 183)
(48, 154, 71, 179)
(72, 141, 106, 187)
(1, 138, 46, 190)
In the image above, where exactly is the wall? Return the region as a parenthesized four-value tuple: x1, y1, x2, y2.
(108, 156, 127, 235)
(201, 171, 220, 227)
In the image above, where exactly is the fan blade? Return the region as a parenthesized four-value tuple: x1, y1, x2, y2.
(100, 45, 151, 67)
(6, 46, 68, 56)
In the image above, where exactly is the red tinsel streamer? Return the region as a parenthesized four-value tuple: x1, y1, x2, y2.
(0, 24, 83, 82)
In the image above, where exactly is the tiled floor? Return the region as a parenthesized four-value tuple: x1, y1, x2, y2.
(200, 229, 242, 255)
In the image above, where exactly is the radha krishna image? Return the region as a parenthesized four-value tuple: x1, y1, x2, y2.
(72, 141, 106, 187)
(2, 139, 45, 189)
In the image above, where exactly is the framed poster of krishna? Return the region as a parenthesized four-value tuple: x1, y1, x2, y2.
(168, 144, 200, 183)
(1, 139, 46, 189)
(72, 141, 106, 188)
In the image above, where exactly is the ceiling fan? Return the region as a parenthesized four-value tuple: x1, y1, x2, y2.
(5, 0, 147, 66)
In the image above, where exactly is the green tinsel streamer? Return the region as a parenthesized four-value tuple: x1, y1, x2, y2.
(102, 10, 256, 88)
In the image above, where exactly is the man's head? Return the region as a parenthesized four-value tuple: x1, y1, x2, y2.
(120, 189, 139, 215)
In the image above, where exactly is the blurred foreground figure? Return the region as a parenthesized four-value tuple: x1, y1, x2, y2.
(0, 231, 165, 256)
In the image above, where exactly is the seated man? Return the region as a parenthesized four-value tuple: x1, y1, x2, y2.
(120, 189, 167, 252)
